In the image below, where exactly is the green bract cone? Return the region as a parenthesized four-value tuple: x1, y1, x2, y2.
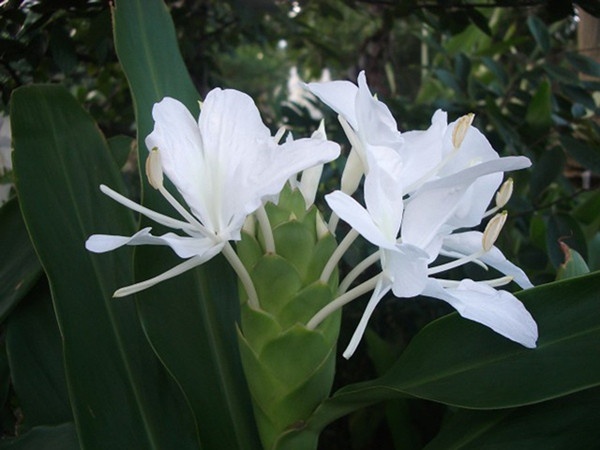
(236, 186, 340, 450)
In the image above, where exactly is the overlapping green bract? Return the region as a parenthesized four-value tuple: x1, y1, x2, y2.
(236, 186, 340, 450)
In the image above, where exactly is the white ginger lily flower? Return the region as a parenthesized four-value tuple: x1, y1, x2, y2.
(319, 113, 536, 358)
(86, 89, 340, 299)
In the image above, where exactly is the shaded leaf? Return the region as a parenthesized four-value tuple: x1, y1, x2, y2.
(276, 271, 600, 447)
(0, 423, 79, 450)
(11, 84, 195, 450)
(112, 0, 261, 448)
(0, 198, 42, 323)
(425, 387, 600, 449)
(527, 15, 550, 54)
(556, 242, 590, 280)
(6, 278, 71, 429)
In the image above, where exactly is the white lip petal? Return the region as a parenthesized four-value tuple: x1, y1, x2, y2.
(424, 278, 538, 348)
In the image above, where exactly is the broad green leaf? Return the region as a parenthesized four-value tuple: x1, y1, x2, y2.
(113, 0, 261, 448)
(566, 52, 600, 78)
(545, 213, 587, 267)
(0, 423, 79, 450)
(556, 243, 590, 280)
(0, 197, 42, 323)
(560, 135, 600, 174)
(525, 79, 552, 130)
(275, 271, 600, 447)
(529, 147, 564, 200)
(11, 85, 195, 450)
(107, 134, 134, 169)
(527, 16, 550, 54)
(6, 278, 71, 429)
(425, 387, 600, 449)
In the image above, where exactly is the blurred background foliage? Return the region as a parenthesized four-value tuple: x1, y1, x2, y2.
(1, 0, 599, 448)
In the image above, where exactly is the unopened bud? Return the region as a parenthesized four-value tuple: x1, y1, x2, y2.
(242, 214, 256, 235)
(452, 113, 475, 149)
(273, 126, 287, 144)
(145, 148, 163, 190)
(311, 119, 327, 141)
(316, 211, 329, 239)
(482, 211, 507, 252)
(495, 178, 513, 208)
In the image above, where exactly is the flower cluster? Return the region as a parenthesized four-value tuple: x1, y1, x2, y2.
(305, 72, 537, 357)
(86, 73, 537, 358)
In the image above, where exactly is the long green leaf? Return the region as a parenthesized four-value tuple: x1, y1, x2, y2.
(113, 0, 260, 448)
(275, 271, 600, 447)
(6, 278, 71, 429)
(11, 85, 196, 450)
(0, 423, 79, 450)
(425, 387, 600, 449)
(0, 197, 42, 322)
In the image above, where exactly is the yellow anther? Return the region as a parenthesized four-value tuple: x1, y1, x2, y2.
(452, 113, 475, 149)
(482, 211, 507, 252)
(145, 148, 163, 190)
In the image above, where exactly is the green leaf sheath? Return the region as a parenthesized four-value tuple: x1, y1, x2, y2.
(236, 187, 341, 450)
(11, 85, 194, 450)
(277, 271, 600, 446)
(113, 0, 261, 448)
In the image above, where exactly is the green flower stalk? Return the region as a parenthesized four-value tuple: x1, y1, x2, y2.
(236, 186, 340, 450)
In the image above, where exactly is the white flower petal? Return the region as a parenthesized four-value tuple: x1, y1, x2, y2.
(145, 97, 211, 228)
(385, 245, 429, 297)
(86, 227, 223, 260)
(442, 231, 534, 289)
(402, 183, 468, 249)
(325, 191, 393, 249)
(343, 276, 393, 359)
(399, 109, 447, 188)
(355, 71, 403, 149)
(306, 80, 359, 129)
(424, 278, 538, 348)
(340, 148, 365, 195)
(363, 150, 404, 241)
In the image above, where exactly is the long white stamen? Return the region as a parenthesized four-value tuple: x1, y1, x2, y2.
(339, 250, 381, 294)
(255, 205, 275, 254)
(436, 276, 514, 288)
(438, 248, 489, 270)
(427, 249, 486, 276)
(307, 274, 381, 330)
(113, 255, 205, 298)
(320, 228, 359, 283)
(328, 212, 340, 235)
(223, 242, 260, 309)
(158, 186, 216, 241)
(100, 185, 195, 232)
